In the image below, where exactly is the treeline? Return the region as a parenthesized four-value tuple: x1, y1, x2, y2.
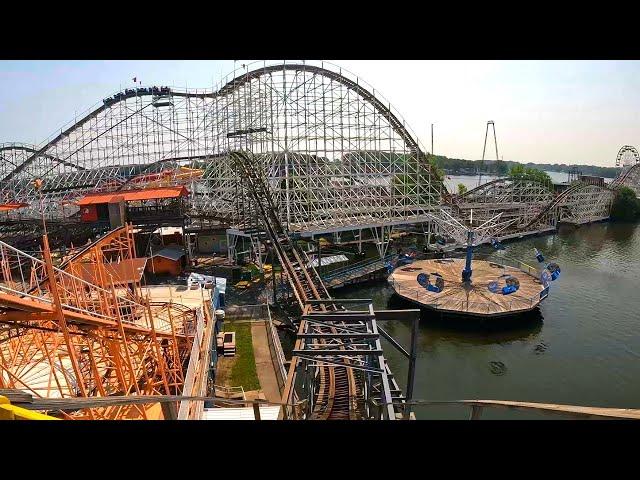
(611, 187, 640, 221)
(456, 164, 553, 195)
(432, 155, 620, 179)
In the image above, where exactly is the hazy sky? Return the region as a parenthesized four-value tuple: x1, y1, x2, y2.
(0, 60, 638, 167)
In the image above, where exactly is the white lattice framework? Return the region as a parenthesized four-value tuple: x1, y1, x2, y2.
(556, 184, 614, 224)
(453, 178, 557, 234)
(0, 61, 444, 236)
(425, 208, 518, 246)
(611, 163, 640, 198)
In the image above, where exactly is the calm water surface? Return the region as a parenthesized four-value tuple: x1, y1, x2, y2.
(444, 171, 614, 192)
(332, 221, 640, 419)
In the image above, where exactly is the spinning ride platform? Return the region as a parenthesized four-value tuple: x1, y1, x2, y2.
(388, 258, 549, 317)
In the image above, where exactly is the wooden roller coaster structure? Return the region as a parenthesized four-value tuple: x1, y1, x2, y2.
(231, 151, 400, 420)
(0, 224, 202, 419)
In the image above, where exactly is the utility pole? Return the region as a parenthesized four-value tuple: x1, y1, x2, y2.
(33, 178, 47, 236)
(431, 123, 434, 156)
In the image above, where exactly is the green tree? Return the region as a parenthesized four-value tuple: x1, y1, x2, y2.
(426, 153, 445, 183)
(508, 164, 552, 188)
(457, 183, 468, 195)
(494, 161, 509, 176)
(611, 187, 640, 221)
(508, 164, 526, 177)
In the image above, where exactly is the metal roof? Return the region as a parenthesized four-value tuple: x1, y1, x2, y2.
(72, 258, 148, 285)
(0, 202, 29, 212)
(307, 254, 349, 268)
(202, 406, 280, 420)
(151, 246, 186, 261)
(77, 186, 189, 206)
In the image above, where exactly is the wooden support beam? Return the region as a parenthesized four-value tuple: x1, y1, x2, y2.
(469, 405, 483, 420)
(377, 326, 410, 358)
(161, 400, 178, 420)
(0, 311, 58, 322)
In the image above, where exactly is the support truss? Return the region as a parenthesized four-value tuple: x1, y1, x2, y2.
(0, 61, 444, 241)
(0, 225, 199, 419)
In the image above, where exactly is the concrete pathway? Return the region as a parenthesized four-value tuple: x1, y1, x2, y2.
(251, 321, 281, 404)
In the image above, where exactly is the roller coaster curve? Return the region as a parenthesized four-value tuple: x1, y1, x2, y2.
(1, 60, 639, 242)
(0, 61, 443, 234)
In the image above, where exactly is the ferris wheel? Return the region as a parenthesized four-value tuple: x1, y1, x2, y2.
(615, 145, 640, 167)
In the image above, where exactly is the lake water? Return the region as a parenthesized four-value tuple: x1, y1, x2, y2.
(444, 171, 614, 193)
(332, 221, 640, 419)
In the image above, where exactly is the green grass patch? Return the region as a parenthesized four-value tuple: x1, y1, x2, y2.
(224, 323, 261, 391)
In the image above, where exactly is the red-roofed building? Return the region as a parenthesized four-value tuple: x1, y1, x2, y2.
(77, 186, 189, 225)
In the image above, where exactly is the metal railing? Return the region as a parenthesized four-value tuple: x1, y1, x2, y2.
(375, 399, 640, 420)
(322, 254, 396, 282)
(212, 385, 246, 400)
(264, 304, 288, 396)
(3, 388, 638, 421)
(178, 307, 206, 419)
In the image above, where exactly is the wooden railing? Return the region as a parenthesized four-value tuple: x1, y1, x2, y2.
(177, 306, 211, 420)
(3, 387, 637, 420)
(381, 399, 640, 420)
(264, 304, 288, 396)
(0, 395, 59, 420)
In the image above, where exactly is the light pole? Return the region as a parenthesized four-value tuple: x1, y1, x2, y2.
(431, 123, 434, 156)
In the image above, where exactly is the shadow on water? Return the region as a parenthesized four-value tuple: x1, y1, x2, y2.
(387, 291, 544, 343)
(331, 278, 543, 343)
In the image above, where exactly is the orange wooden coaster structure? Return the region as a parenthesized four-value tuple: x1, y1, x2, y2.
(0, 224, 203, 419)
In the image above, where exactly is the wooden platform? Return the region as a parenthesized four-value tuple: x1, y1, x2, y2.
(388, 258, 548, 317)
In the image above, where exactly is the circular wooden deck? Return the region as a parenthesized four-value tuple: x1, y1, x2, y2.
(388, 258, 548, 317)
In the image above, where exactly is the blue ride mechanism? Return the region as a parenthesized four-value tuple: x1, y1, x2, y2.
(540, 269, 552, 287)
(547, 262, 561, 281)
(501, 276, 520, 295)
(491, 238, 505, 250)
(396, 251, 416, 267)
(461, 231, 474, 283)
(417, 272, 444, 293)
(534, 248, 561, 281)
(488, 276, 520, 295)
